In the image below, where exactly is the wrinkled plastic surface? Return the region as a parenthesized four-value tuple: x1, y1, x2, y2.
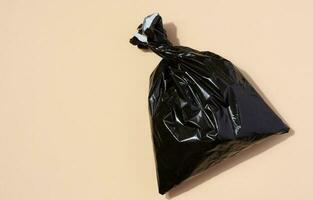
(130, 13, 289, 194)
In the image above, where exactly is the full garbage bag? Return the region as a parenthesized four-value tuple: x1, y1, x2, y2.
(130, 13, 289, 194)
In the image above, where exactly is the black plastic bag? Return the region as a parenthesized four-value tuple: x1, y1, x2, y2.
(130, 13, 289, 194)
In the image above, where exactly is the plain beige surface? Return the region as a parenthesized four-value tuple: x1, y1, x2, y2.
(0, 0, 313, 199)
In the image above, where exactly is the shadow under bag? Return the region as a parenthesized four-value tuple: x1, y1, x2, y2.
(130, 13, 289, 194)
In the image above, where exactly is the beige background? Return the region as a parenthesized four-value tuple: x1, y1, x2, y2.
(0, 0, 312, 199)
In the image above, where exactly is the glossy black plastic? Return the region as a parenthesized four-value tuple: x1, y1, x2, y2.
(130, 13, 289, 194)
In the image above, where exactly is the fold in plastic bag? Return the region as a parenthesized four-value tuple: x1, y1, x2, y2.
(130, 13, 289, 194)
